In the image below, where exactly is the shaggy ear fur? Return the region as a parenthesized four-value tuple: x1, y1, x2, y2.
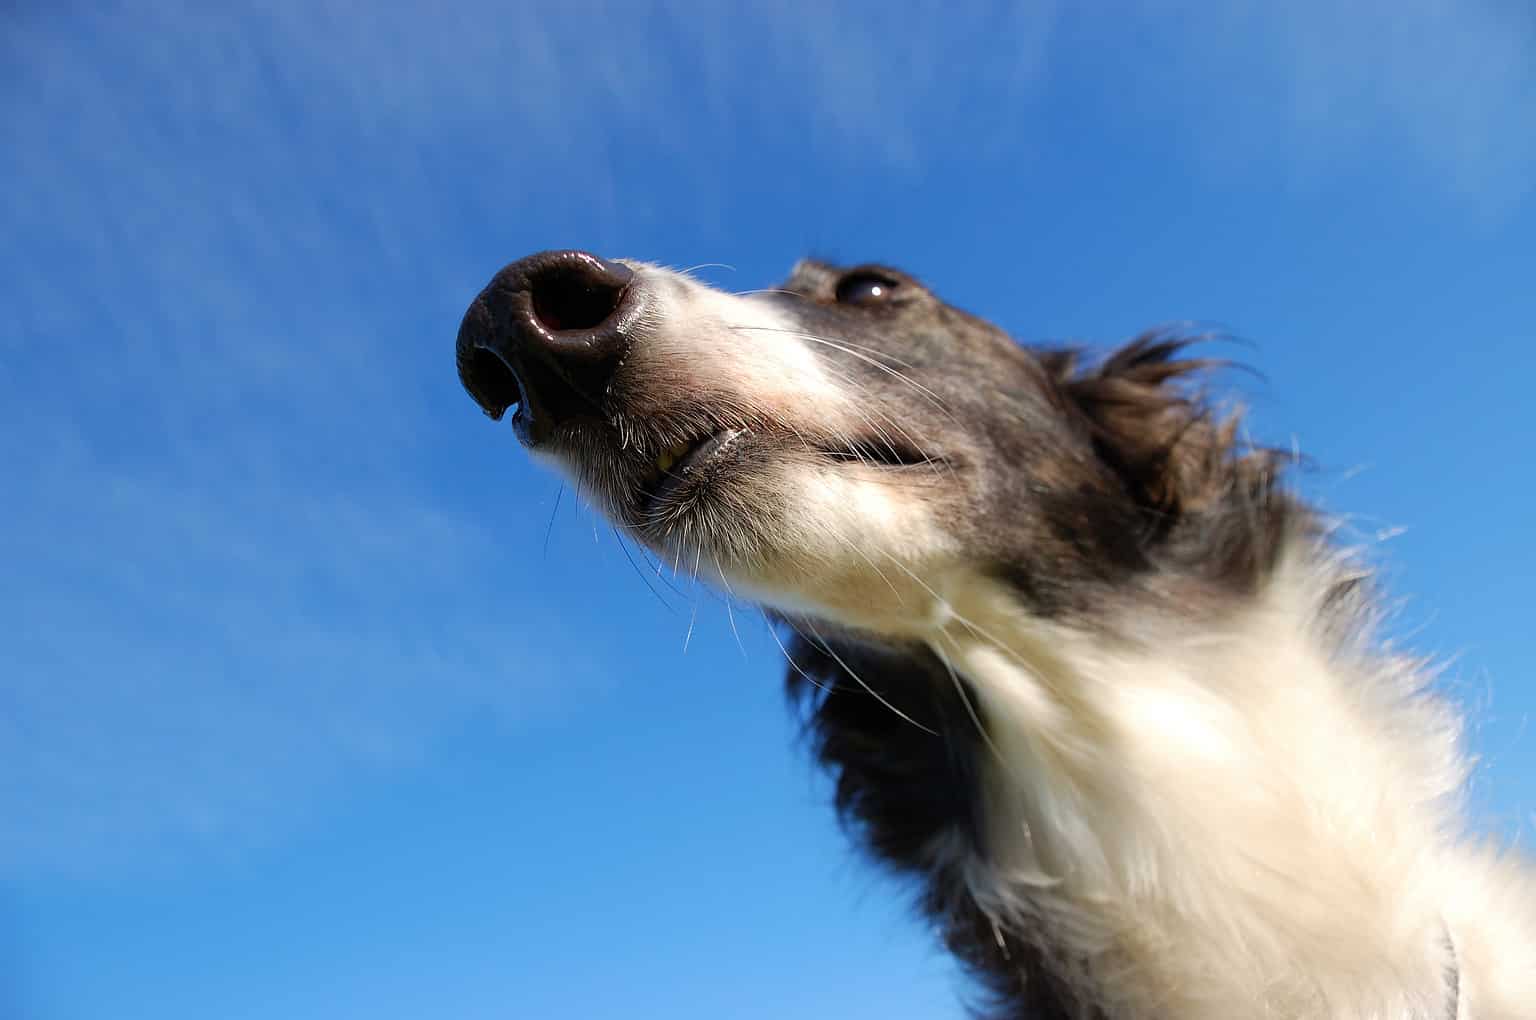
(1042, 334, 1290, 526)
(1038, 336, 1277, 519)
(1031, 333, 1305, 596)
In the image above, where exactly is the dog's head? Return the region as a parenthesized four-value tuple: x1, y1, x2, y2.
(457, 251, 1281, 636)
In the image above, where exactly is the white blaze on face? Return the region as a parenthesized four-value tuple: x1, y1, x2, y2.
(630, 263, 853, 428)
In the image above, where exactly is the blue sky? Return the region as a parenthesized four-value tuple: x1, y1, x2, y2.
(3, 1, 1534, 1016)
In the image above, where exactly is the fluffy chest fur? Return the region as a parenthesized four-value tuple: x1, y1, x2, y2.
(782, 535, 1536, 1019)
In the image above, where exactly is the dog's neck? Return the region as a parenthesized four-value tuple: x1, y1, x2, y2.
(801, 539, 1467, 1018)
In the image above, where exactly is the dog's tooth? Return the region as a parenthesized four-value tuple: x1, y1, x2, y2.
(655, 441, 691, 475)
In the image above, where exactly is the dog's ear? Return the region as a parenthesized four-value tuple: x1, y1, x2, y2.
(1043, 335, 1281, 521)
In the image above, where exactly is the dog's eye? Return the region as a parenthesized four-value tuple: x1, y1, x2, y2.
(835, 272, 900, 307)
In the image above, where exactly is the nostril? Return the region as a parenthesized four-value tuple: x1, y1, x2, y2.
(459, 347, 522, 421)
(527, 263, 629, 333)
(457, 251, 641, 441)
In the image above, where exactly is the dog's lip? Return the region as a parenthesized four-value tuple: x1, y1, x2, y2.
(638, 428, 747, 516)
(820, 438, 938, 469)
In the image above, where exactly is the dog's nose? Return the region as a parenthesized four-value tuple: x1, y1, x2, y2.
(456, 250, 642, 445)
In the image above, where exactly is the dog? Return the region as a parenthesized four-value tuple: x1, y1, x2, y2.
(455, 251, 1535, 1019)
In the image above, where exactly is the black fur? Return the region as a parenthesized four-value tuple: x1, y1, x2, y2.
(783, 630, 1095, 1019)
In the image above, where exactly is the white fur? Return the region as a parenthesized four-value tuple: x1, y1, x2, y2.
(628, 262, 856, 430)
(776, 535, 1536, 1019)
(728, 464, 959, 631)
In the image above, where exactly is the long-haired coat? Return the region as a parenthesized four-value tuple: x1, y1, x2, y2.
(456, 251, 1536, 1019)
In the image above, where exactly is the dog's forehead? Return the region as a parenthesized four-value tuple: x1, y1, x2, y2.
(783, 258, 833, 288)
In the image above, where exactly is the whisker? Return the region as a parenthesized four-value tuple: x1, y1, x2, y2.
(871, 547, 1066, 722)
(763, 613, 834, 693)
(683, 597, 699, 653)
(800, 358, 958, 485)
(543, 483, 564, 560)
(797, 619, 939, 736)
(830, 528, 904, 602)
(933, 633, 1013, 775)
(733, 287, 802, 298)
(731, 323, 926, 372)
(612, 524, 679, 614)
(708, 559, 754, 662)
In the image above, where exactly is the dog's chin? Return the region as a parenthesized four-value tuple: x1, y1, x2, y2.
(650, 467, 957, 637)
(627, 450, 792, 576)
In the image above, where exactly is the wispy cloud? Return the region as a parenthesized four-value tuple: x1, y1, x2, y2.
(2, 0, 1531, 879)
(0, 2, 641, 878)
(1124, 0, 1536, 214)
(0, 376, 614, 876)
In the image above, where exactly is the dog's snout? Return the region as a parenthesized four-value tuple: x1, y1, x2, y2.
(455, 250, 640, 445)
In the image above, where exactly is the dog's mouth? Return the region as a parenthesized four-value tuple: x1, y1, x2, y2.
(636, 427, 748, 519)
(625, 421, 938, 530)
(821, 437, 937, 471)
